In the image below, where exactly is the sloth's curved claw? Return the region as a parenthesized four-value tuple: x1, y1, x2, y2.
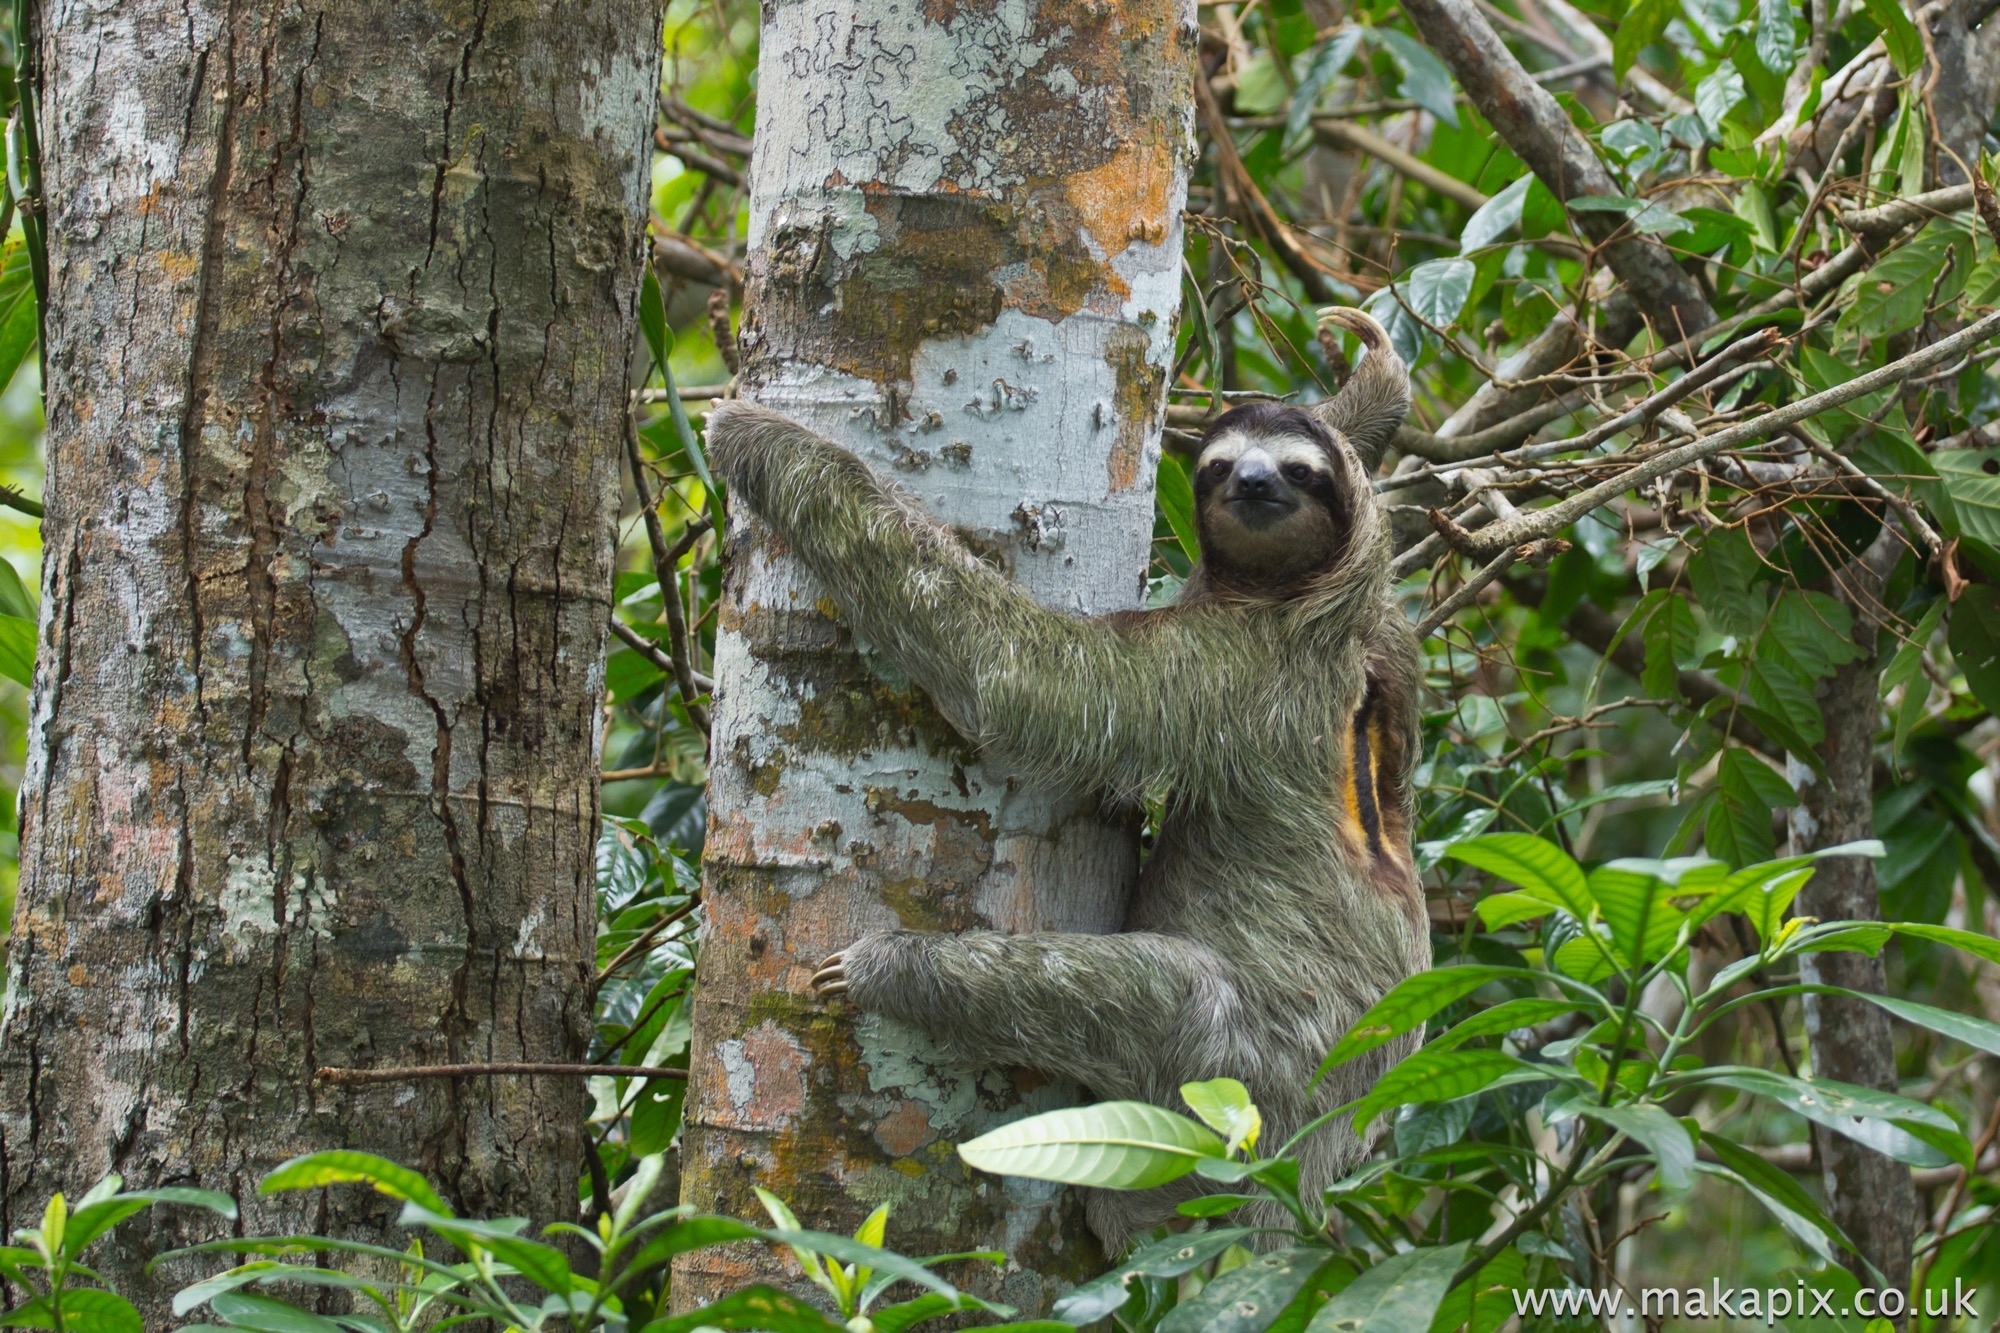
(1314, 306, 1390, 351)
(813, 950, 850, 998)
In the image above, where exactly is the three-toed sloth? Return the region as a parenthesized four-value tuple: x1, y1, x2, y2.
(705, 309, 1428, 1252)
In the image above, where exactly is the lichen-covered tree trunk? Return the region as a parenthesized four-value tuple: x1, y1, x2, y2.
(677, 0, 1194, 1313)
(0, 0, 660, 1314)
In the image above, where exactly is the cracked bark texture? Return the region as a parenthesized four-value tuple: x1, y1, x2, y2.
(1786, 534, 1915, 1303)
(0, 0, 661, 1315)
(675, 0, 1195, 1314)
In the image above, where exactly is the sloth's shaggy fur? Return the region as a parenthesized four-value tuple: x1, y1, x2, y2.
(706, 311, 1428, 1252)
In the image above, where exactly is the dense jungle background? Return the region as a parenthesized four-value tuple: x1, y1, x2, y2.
(4, 0, 2000, 1327)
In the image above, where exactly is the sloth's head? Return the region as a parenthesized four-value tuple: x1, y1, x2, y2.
(1193, 402, 1359, 595)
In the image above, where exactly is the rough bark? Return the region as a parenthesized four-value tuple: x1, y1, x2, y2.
(0, 0, 660, 1314)
(676, 0, 1194, 1314)
(1786, 535, 1916, 1302)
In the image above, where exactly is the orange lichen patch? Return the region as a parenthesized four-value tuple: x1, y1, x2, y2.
(66, 964, 87, 986)
(1103, 323, 1162, 492)
(1064, 142, 1176, 266)
(873, 1097, 938, 1156)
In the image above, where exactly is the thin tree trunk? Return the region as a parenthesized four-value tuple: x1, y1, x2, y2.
(677, 0, 1194, 1313)
(0, 0, 660, 1315)
(1786, 534, 1915, 1304)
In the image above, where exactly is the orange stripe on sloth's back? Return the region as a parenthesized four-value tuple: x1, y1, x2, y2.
(1334, 691, 1410, 885)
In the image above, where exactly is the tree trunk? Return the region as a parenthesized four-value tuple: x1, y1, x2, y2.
(677, 0, 1194, 1314)
(1786, 534, 1915, 1304)
(0, 0, 660, 1314)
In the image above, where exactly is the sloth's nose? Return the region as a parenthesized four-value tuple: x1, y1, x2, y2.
(1234, 457, 1280, 499)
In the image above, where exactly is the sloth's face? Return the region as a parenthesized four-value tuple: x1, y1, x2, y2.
(1195, 410, 1352, 592)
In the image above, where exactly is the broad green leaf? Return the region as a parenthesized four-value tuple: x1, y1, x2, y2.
(66, 1187, 237, 1256)
(1694, 64, 1746, 135)
(1161, 1249, 1339, 1333)
(1692, 1160, 1846, 1266)
(1430, 998, 1587, 1051)
(1349, 1049, 1540, 1131)
(1550, 933, 1621, 982)
(1863, 0, 1924, 72)
(1707, 750, 1799, 869)
(1474, 891, 1556, 929)
(1756, 0, 1797, 72)
(206, 1292, 344, 1333)
(1182, 1078, 1262, 1154)
(1696, 1067, 1962, 1167)
(1587, 864, 1687, 967)
(1288, 28, 1366, 142)
(0, 240, 38, 395)
(640, 1285, 850, 1333)
(958, 1102, 1224, 1189)
(1575, 1103, 1694, 1191)
(1735, 180, 1779, 251)
(1317, 966, 1517, 1076)
(0, 614, 34, 688)
(1459, 175, 1531, 253)
(1767, 592, 1858, 680)
(1887, 921, 2000, 967)
(1688, 525, 1764, 636)
(397, 1204, 573, 1294)
(1448, 835, 1591, 917)
(1615, 0, 1681, 80)
(1641, 595, 1696, 699)
(1950, 586, 2000, 715)
(1, 1289, 143, 1333)
(1858, 993, 2000, 1058)
(639, 267, 672, 375)
(1052, 1230, 1262, 1325)
(1373, 29, 1459, 127)
(1847, 223, 1968, 337)
(259, 1152, 448, 1216)
(1306, 1242, 1468, 1333)
(1158, 453, 1199, 562)
(871, 1295, 999, 1333)
(0, 558, 34, 621)
(1404, 258, 1476, 329)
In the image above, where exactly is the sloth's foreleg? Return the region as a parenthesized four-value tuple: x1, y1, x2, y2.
(817, 929, 1238, 1096)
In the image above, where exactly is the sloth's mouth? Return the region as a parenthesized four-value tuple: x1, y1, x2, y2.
(1226, 495, 1298, 521)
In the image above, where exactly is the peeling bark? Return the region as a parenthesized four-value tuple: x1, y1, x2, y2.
(676, 0, 1195, 1313)
(0, 0, 660, 1316)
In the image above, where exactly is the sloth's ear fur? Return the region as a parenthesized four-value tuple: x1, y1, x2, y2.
(1310, 308, 1412, 471)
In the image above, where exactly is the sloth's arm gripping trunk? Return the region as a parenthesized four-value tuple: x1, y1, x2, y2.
(708, 401, 1296, 803)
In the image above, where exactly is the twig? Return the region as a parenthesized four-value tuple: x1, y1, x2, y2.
(1313, 119, 1488, 210)
(1415, 538, 1567, 636)
(595, 899, 702, 988)
(318, 1063, 687, 1084)
(1449, 307, 2000, 558)
(1839, 182, 1976, 236)
(623, 414, 712, 735)
(0, 485, 41, 519)
(654, 128, 742, 187)
(1198, 76, 1339, 303)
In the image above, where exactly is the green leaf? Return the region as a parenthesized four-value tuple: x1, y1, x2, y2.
(957, 1102, 1224, 1189)
(640, 1285, 850, 1333)
(1349, 1049, 1539, 1132)
(1950, 586, 2000, 715)
(1866, 992, 2000, 1056)
(1161, 1249, 1341, 1333)
(1429, 998, 1588, 1051)
(1052, 1231, 1262, 1325)
(1641, 595, 1696, 699)
(1756, 0, 1797, 72)
(1766, 592, 1858, 680)
(1689, 525, 1766, 636)
(1587, 864, 1686, 967)
(870, 1295, 1004, 1333)
(259, 1152, 449, 1216)
(1459, 175, 1530, 253)
(1575, 1103, 1694, 1191)
(1448, 835, 1590, 917)
(206, 1293, 345, 1333)
(1316, 966, 1517, 1077)
(1863, 0, 1924, 72)
(66, 1188, 237, 1256)
(1404, 258, 1477, 329)
(1615, 0, 1681, 80)
(1693, 1154, 1847, 1265)
(0, 240, 39, 394)
(0, 613, 34, 688)
(639, 267, 672, 375)
(1694, 65, 1746, 136)
(1887, 921, 2000, 967)
(1696, 1067, 1963, 1167)
(1373, 29, 1459, 128)
(0, 558, 34, 621)
(0, 1289, 143, 1333)
(1846, 223, 1964, 337)
(1181, 1079, 1262, 1155)
(1158, 453, 1199, 563)
(398, 1204, 572, 1294)
(1288, 28, 1366, 142)
(1305, 1242, 1468, 1333)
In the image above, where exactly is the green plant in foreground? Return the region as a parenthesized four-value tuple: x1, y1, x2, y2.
(957, 834, 2000, 1333)
(154, 1150, 1056, 1333)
